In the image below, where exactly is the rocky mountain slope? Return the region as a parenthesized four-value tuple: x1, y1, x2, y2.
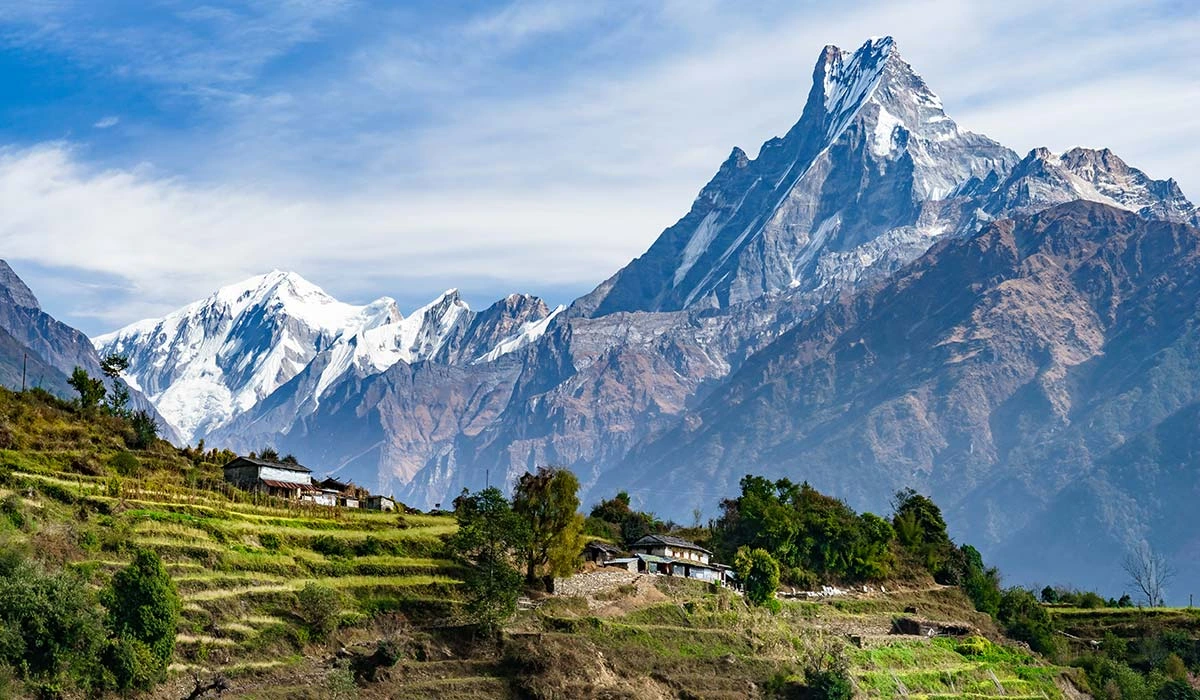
(0, 260, 174, 435)
(91, 38, 1199, 595)
(611, 201, 1200, 593)
(96, 271, 561, 446)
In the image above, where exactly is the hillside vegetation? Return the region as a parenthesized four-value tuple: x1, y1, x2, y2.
(0, 386, 1193, 699)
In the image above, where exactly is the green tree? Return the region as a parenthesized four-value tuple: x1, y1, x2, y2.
(68, 366, 106, 413)
(588, 491, 663, 545)
(960, 545, 1002, 617)
(129, 410, 159, 449)
(103, 549, 180, 689)
(892, 488, 956, 579)
(100, 353, 132, 415)
(997, 587, 1057, 656)
(448, 487, 529, 632)
(734, 546, 781, 608)
(512, 467, 584, 589)
(296, 583, 343, 641)
(0, 557, 107, 690)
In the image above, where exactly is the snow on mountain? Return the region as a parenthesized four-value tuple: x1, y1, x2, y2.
(574, 36, 1018, 318)
(979, 146, 1200, 224)
(95, 271, 404, 441)
(97, 273, 560, 442)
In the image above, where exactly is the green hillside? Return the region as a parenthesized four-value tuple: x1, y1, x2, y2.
(0, 386, 1139, 699)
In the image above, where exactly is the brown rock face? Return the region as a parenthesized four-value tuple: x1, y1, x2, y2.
(611, 201, 1200, 593)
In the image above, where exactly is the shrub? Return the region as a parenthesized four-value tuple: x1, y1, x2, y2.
(998, 587, 1057, 656)
(102, 549, 181, 689)
(296, 583, 343, 641)
(734, 546, 781, 608)
(1, 495, 24, 530)
(108, 451, 141, 477)
(312, 535, 354, 559)
(804, 667, 853, 700)
(259, 532, 282, 552)
(0, 557, 108, 690)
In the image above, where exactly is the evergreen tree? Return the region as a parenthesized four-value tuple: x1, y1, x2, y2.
(68, 367, 106, 413)
(100, 354, 132, 415)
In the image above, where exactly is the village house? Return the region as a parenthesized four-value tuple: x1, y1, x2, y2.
(222, 456, 318, 500)
(606, 534, 730, 584)
(363, 495, 396, 512)
(583, 541, 623, 564)
(317, 477, 363, 508)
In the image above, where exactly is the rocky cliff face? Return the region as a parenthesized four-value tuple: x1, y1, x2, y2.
(612, 201, 1200, 592)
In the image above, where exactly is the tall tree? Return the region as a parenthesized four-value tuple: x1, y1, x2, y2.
(103, 549, 180, 690)
(512, 467, 584, 589)
(68, 366, 106, 413)
(100, 353, 132, 415)
(448, 487, 529, 632)
(1123, 542, 1176, 607)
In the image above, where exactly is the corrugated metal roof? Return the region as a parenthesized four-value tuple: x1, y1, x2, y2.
(634, 553, 675, 564)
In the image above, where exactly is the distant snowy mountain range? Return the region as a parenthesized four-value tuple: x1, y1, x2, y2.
(95, 272, 560, 443)
(80, 36, 1200, 596)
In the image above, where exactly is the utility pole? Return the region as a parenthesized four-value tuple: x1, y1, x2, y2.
(485, 468, 490, 489)
(21, 352, 27, 392)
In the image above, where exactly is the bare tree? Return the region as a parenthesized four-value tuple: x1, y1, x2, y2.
(1122, 542, 1176, 607)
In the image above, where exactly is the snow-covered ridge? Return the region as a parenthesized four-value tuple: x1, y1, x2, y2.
(95, 272, 557, 442)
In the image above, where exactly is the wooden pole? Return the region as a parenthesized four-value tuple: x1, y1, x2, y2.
(21, 352, 27, 392)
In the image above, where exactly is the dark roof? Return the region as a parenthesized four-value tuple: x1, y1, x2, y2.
(317, 476, 351, 490)
(629, 534, 712, 555)
(222, 456, 312, 474)
(585, 541, 623, 554)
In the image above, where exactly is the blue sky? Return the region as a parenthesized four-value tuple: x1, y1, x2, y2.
(0, 0, 1197, 335)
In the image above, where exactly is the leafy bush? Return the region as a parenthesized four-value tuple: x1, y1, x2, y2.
(998, 587, 1057, 656)
(103, 549, 181, 689)
(1, 495, 25, 530)
(259, 532, 282, 552)
(296, 582, 343, 641)
(804, 666, 853, 700)
(312, 535, 354, 559)
(108, 451, 141, 477)
(734, 546, 781, 608)
(0, 557, 108, 691)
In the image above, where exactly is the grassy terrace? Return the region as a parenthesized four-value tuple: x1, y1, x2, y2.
(0, 438, 463, 683)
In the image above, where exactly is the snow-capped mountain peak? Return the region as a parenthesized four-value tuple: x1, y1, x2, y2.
(94, 271, 403, 441)
(97, 273, 562, 442)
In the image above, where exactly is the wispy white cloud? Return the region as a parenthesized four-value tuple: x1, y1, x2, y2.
(93, 116, 119, 129)
(0, 0, 1197, 335)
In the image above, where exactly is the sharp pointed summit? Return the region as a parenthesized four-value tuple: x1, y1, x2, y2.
(572, 37, 1018, 318)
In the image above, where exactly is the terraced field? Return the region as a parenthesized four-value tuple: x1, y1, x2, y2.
(1, 463, 464, 687)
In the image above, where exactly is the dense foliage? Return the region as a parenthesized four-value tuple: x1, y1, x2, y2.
(585, 491, 664, 545)
(714, 476, 894, 586)
(449, 486, 531, 632)
(733, 546, 781, 609)
(512, 467, 585, 589)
